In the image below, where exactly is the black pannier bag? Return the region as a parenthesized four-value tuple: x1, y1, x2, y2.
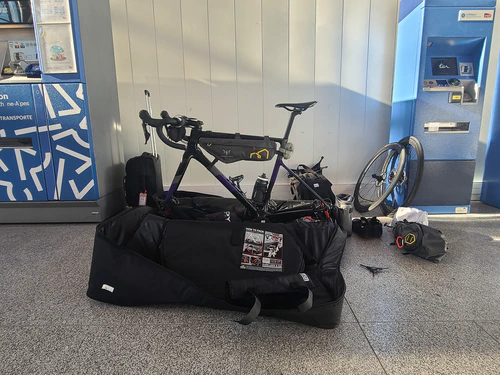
(289, 157, 336, 203)
(87, 206, 347, 328)
(199, 134, 276, 163)
(393, 220, 448, 263)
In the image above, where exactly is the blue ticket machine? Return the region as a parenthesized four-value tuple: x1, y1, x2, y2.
(390, 0, 496, 213)
(0, 0, 123, 222)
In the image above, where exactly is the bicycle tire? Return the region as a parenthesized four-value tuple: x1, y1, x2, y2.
(381, 136, 424, 215)
(353, 143, 406, 213)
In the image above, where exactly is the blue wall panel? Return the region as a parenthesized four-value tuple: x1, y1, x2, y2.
(32, 84, 58, 200)
(43, 83, 98, 200)
(0, 85, 48, 202)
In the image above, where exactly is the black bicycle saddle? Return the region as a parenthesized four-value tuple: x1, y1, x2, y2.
(275, 101, 317, 111)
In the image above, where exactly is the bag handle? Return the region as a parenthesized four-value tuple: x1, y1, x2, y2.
(236, 287, 313, 325)
(229, 273, 315, 325)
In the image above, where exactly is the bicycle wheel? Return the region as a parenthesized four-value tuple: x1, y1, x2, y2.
(381, 136, 424, 215)
(353, 143, 406, 213)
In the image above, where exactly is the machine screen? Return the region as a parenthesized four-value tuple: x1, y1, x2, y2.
(431, 57, 458, 76)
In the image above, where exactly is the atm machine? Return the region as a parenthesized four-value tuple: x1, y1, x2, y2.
(0, 0, 124, 222)
(390, 0, 496, 214)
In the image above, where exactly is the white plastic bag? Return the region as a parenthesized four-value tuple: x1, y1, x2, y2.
(391, 207, 429, 226)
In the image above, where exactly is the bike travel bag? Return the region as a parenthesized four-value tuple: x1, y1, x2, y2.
(123, 152, 163, 207)
(86, 206, 347, 328)
(199, 134, 277, 163)
(393, 220, 448, 263)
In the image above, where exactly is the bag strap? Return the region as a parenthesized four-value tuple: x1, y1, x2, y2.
(297, 164, 316, 174)
(236, 287, 313, 325)
(283, 227, 317, 266)
(237, 292, 262, 325)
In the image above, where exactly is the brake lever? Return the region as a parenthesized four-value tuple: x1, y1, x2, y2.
(142, 121, 151, 145)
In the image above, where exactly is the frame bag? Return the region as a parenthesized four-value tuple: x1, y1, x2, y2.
(199, 134, 276, 164)
(393, 220, 448, 263)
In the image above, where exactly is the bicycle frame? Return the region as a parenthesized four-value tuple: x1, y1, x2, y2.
(163, 110, 330, 219)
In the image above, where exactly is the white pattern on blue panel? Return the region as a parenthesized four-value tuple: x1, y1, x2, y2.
(52, 129, 90, 149)
(56, 158, 65, 200)
(44, 83, 97, 200)
(0, 160, 8, 173)
(69, 179, 95, 199)
(23, 188, 33, 200)
(0, 180, 16, 201)
(54, 84, 82, 117)
(0, 85, 48, 202)
(14, 127, 37, 135)
(79, 116, 87, 130)
(14, 149, 27, 181)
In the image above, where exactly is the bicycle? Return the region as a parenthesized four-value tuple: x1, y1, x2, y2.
(139, 101, 334, 222)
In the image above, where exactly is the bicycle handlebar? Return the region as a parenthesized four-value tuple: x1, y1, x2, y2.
(139, 110, 203, 151)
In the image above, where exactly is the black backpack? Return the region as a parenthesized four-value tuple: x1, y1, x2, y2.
(123, 152, 163, 207)
(124, 90, 163, 207)
(289, 157, 336, 203)
(393, 221, 448, 263)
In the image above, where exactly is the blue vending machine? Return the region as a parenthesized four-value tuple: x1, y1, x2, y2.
(0, 0, 124, 222)
(390, 0, 496, 214)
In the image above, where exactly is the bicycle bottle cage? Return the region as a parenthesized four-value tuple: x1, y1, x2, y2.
(199, 134, 277, 164)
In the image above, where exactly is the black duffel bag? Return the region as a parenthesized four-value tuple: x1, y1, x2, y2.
(393, 220, 448, 263)
(87, 206, 346, 328)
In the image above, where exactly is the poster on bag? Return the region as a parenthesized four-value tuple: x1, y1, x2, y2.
(240, 228, 283, 272)
(38, 24, 77, 73)
(34, 0, 71, 23)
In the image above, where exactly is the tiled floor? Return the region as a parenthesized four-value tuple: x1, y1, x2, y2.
(1, 204, 500, 374)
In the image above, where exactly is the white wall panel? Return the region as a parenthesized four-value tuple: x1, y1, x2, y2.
(207, 0, 240, 179)
(287, 0, 316, 178)
(235, 0, 264, 183)
(126, 0, 161, 160)
(262, 0, 289, 180)
(180, 0, 215, 186)
(364, 0, 399, 157)
(314, 0, 343, 183)
(109, 0, 139, 162)
(338, 0, 371, 184)
(154, 0, 189, 185)
(111, 0, 409, 195)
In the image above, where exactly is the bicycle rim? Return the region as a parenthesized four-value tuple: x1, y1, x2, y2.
(354, 143, 406, 213)
(381, 136, 424, 215)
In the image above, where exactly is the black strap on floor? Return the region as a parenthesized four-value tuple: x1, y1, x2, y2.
(298, 288, 313, 313)
(236, 292, 261, 325)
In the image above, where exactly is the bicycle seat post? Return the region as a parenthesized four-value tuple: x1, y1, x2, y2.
(283, 110, 301, 142)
